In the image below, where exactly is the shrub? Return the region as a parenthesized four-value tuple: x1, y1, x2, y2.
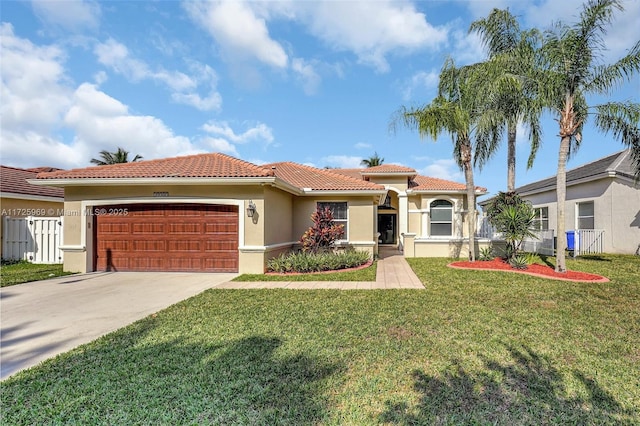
(478, 246, 494, 261)
(267, 249, 370, 273)
(486, 191, 537, 262)
(509, 255, 529, 270)
(300, 205, 344, 253)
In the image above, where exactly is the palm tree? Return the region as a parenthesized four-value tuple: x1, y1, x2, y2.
(536, 0, 640, 272)
(90, 147, 143, 166)
(469, 8, 543, 192)
(396, 58, 502, 261)
(361, 152, 384, 167)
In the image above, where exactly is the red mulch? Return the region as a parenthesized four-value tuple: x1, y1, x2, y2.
(448, 258, 609, 283)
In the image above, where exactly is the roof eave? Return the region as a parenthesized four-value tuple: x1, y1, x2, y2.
(28, 177, 277, 187)
(407, 189, 487, 195)
(0, 192, 64, 202)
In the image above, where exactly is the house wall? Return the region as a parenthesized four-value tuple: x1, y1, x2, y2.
(60, 185, 267, 274)
(0, 197, 63, 258)
(292, 196, 377, 255)
(522, 177, 640, 254)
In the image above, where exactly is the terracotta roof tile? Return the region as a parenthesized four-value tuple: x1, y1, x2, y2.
(265, 162, 385, 191)
(361, 164, 417, 174)
(1, 166, 64, 198)
(330, 168, 364, 180)
(36, 153, 274, 180)
(410, 175, 486, 192)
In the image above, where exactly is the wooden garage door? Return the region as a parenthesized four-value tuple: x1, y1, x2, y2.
(95, 204, 238, 272)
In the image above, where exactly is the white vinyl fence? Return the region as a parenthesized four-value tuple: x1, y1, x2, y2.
(573, 229, 605, 257)
(2, 216, 63, 264)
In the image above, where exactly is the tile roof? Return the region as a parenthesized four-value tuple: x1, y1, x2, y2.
(264, 162, 385, 191)
(410, 175, 486, 192)
(1, 166, 64, 198)
(360, 164, 417, 174)
(515, 149, 636, 195)
(36, 153, 275, 180)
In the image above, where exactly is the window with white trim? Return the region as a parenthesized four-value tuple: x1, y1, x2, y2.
(533, 207, 549, 231)
(577, 201, 594, 229)
(318, 202, 348, 239)
(430, 200, 453, 236)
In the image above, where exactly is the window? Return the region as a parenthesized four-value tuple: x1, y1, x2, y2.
(533, 207, 549, 231)
(430, 200, 453, 236)
(577, 201, 594, 229)
(318, 202, 348, 239)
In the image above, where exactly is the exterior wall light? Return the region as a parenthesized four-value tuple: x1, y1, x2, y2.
(246, 200, 257, 218)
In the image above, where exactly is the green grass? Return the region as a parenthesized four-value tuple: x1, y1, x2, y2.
(0, 261, 74, 287)
(2, 255, 639, 424)
(234, 261, 377, 281)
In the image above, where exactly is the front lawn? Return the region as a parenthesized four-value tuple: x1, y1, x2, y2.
(0, 261, 74, 287)
(2, 255, 638, 424)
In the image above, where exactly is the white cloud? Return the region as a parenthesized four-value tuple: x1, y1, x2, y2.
(94, 38, 222, 111)
(0, 26, 203, 169)
(291, 58, 321, 95)
(64, 83, 200, 160)
(297, 1, 449, 73)
(1, 23, 71, 133)
(400, 69, 439, 101)
(354, 142, 372, 150)
(420, 158, 463, 182)
(202, 137, 239, 156)
(201, 120, 274, 145)
(31, 0, 100, 31)
(184, 0, 288, 69)
(322, 155, 363, 168)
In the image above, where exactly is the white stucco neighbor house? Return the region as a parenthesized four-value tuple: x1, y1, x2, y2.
(481, 149, 639, 255)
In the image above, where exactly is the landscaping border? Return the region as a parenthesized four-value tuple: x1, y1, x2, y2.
(447, 261, 609, 283)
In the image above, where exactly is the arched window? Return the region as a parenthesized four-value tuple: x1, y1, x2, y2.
(430, 200, 453, 236)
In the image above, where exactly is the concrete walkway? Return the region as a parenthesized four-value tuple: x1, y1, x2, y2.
(1, 271, 236, 380)
(214, 247, 424, 290)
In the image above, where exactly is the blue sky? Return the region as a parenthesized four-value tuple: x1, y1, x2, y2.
(2, 0, 638, 197)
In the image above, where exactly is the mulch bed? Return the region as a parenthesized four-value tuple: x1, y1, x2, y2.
(448, 258, 609, 283)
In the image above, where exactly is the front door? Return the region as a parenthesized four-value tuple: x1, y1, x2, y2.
(378, 214, 396, 245)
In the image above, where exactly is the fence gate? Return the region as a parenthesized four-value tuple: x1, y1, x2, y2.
(2, 216, 63, 264)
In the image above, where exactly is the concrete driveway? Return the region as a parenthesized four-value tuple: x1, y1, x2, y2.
(1, 271, 236, 380)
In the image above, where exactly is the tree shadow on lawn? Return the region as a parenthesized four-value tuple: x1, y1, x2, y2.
(2, 328, 342, 425)
(380, 344, 636, 425)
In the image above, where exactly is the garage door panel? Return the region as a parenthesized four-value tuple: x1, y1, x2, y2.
(98, 223, 130, 233)
(132, 223, 165, 234)
(168, 223, 201, 234)
(96, 204, 239, 272)
(206, 241, 238, 251)
(133, 240, 166, 251)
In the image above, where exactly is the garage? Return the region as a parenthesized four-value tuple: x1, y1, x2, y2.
(95, 204, 238, 272)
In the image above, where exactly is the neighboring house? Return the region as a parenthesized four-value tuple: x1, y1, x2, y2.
(480, 149, 640, 255)
(31, 153, 487, 274)
(1, 166, 64, 259)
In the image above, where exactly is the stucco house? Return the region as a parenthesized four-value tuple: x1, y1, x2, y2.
(31, 153, 487, 274)
(1, 166, 64, 259)
(480, 149, 639, 255)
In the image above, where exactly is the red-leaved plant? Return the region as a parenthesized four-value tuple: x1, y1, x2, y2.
(300, 205, 344, 252)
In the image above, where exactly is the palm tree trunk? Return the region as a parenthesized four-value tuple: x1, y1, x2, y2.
(507, 119, 517, 192)
(461, 141, 477, 262)
(555, 136, 570, 273)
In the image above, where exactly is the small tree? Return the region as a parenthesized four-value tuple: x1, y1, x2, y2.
(300, 206, 344, 253)
(487, 192, 537, 262)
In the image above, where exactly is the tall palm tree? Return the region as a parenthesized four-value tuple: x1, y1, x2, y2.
(536, 0, 640, 272)
(90, 147, 143, 166)
(397, 58, 502, 261)
(469, 8, 543, 192)
(361, 152, 384, 167)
